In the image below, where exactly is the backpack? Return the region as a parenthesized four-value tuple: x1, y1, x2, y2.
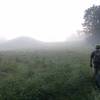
(94, 51, 100, 63)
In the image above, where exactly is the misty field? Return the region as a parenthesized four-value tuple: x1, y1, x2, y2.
(0, 47, 99, 100)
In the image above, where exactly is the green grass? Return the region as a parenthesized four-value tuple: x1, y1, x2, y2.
(0, 48, 99, 100)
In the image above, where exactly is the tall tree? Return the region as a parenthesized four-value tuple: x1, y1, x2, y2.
(83, 5, 100, 43)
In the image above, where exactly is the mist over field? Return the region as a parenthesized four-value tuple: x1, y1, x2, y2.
(0, 36, 91, 51)
(1, 0, 100, 99)
(0, 36, 98, 100)
(0, 25, 98, 100)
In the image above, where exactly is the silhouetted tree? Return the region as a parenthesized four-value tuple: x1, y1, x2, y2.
(83, 5, 100, 44)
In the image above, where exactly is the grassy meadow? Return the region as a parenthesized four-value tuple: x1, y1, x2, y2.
(0, 46, 99, 100)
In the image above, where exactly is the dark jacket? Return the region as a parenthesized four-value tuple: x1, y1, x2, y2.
(91, 50, 100, 65)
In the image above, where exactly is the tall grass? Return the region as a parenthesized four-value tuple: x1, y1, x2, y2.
(0, 48, 99, 100)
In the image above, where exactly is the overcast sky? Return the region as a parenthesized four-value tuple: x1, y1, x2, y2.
(0, 0, 100, 42)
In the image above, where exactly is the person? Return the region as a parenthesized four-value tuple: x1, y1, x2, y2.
(90, 44, 100, 76)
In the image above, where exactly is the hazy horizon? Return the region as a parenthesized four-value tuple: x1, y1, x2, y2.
(0, 0, 100, 42)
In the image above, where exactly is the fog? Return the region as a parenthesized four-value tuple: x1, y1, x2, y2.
(0, 35, 91, 52)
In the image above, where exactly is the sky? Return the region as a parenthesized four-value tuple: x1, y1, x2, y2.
(0, 0, 100, 42)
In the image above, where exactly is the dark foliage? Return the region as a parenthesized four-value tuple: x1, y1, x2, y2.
(83, 5, 100, 44)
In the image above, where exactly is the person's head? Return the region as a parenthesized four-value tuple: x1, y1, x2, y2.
(96, 44, 100, 50)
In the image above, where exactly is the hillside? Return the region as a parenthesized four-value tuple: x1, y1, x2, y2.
(0, 37, 45, 51)
(0, 36, 89, 51)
